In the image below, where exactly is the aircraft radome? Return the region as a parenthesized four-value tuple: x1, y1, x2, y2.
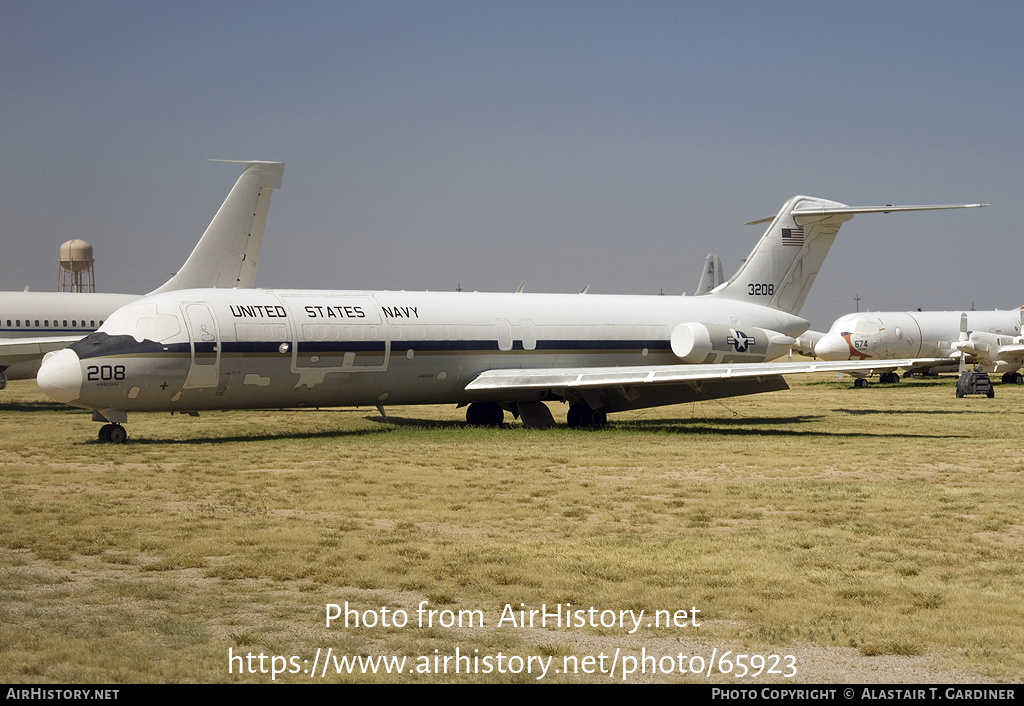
(807, 307, 1023, 387)
(35, 195, 986, 443)
(0, 160, 284, 388)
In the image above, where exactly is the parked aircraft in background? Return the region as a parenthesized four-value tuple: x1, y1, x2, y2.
(954, 313, 1024, 383)
(0, 161, 284, 387)
(809, 307, 1023, 386)
(36, 194, 985, 442)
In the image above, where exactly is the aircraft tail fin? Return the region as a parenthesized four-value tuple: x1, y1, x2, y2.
(693, 253, 723, 295)
(148, 160, 285, 295)
(707, 196, 987, 315)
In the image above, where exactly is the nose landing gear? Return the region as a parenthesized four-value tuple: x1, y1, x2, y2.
(98, 423, 127, 444)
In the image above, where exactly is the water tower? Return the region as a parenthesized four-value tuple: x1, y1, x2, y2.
(58, 239, 96, 292)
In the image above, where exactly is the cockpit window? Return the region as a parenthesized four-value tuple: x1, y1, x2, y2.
(852, 319, 880, 335)
(100, 303, 181, 342)
(69, 331, 164, 360)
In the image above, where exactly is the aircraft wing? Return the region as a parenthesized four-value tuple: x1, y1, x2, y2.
(465, 359, 923, 413)
(0, 335, 86, 386)
(0, 335, 85, 368)
(996, 345, 1024, 361)
(954, 341, 1024, 369)
(861, 357, 956, 375)
(960, 342, 1024, 358)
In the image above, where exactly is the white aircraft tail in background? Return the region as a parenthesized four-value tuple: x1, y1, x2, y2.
(692, 254, 723, 296)
(149, 160, 284, 294)
(0, 160, 284, 387)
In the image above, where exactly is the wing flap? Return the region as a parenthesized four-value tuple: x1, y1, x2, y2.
(465, 359, 924, 392)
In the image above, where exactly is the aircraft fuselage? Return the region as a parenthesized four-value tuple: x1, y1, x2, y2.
(0, 291, 136, 379)
(39, 287, 809, 414)
(814, 310, 1021, 365)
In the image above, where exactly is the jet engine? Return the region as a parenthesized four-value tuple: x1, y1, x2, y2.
(670, 322, 795, 364)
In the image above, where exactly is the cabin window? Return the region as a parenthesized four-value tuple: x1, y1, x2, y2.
(35, 320, 40, 327)
(235, 323, 286, 342)
(63, 320, 68, 327)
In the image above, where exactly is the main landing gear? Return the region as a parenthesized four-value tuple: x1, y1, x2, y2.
(466, 400, 610, 428)
(852, 372, 900, 388)
(566, 402, 607, 428)
(98, 423, 127, 444)
(465, 401, 505, 426)
(1001, 371, 1024, 385)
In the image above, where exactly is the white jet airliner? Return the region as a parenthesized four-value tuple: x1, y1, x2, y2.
(35, 195, 985, 442)
(0, 160, 284, 387)
(811, 308, 1023, 386)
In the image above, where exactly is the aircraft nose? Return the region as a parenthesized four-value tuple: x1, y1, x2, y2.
(814, 333, 859, 360)
(37, 348, 84, 404)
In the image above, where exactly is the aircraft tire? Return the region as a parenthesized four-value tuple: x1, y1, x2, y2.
(1012, 373, 1023, 385)
(854, 378, 868, 389)
(98, 424, 113, 443)
(567, 403, 607, 428)
(108, 425, 128, 444)
(466, 402, 503, 427)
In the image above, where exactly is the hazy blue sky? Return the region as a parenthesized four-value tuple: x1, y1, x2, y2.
(1, 0, 1021, 328)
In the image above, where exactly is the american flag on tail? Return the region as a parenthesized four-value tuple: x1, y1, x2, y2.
(781, 227, 804, 246)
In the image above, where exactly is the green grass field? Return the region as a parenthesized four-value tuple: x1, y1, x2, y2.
(1, 375, 1021, 683)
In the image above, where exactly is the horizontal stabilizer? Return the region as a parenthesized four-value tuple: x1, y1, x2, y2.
(719, 196, 987, 317)
(745, 202, 987, 225)
(207, 160, 285, 189)
(791, 203, 988, 218)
